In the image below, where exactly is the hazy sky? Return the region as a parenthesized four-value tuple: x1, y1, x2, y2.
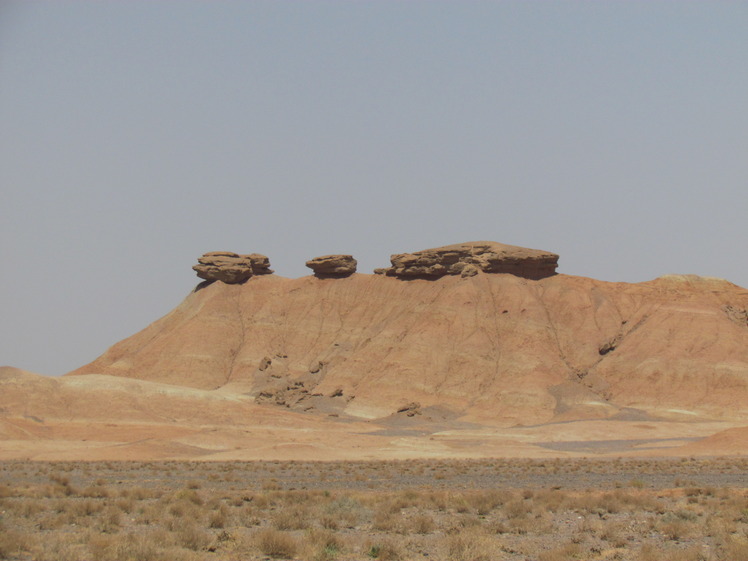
(2, 2, 747, 376)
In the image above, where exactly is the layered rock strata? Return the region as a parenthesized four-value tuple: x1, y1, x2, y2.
(305, 255, 357, 277)
(374, 241, 558, 280)
(193, 251, 273, 284)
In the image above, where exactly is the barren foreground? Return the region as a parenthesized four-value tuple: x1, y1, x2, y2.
(1, 459, 747, 561)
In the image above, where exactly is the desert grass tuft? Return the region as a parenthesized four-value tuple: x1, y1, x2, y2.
(254, 528, 298, 559)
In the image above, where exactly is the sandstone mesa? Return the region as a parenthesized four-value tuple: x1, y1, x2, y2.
(2, 241, 748, 461)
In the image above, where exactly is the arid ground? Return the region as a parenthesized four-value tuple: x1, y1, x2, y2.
(1, 458, 747, 561)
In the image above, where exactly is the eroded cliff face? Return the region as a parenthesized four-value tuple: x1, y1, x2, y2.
(68, 270, 748, 426)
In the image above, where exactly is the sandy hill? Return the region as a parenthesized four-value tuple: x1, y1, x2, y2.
(3, 243, 748, 460)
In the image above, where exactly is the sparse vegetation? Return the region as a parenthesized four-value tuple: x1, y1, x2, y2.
(0, 458, 746, 560)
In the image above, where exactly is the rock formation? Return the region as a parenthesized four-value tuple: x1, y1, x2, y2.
(374, 241, 558, 280)
(305, 255, 357, 277)
(193, 251, 272, 284)
(68, 270, 748, 429)
(4, 255, 748, 461)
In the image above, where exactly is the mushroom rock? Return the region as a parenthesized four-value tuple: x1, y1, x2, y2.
(193, 251, 273, 284)
(375, 241, 558, 280)
(305, 255, 357, 277)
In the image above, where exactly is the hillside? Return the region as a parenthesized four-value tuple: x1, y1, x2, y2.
(3, 242, 748, 460)
(69, 271, 748, 426)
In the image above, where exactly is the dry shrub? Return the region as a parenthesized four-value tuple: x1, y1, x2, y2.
(86, 532, 174, 561)
(455, 514, 483, 530)
(638, 542, 662, 561)
(319, 513, 340, 530)
(578, 516, 603, 537)
(596, 492, 623, 514)
(114, 496, 134, 513)
(675, 545, 708, 561)
(365, 538, 402, 561)
(48, 474, 77, 497)
(117, 531, 165, 561)
(599, 520, 629, 547)
(134, 503, 159, 525)
(658, 518, 695, 541)
(262, 478, 282, 491)
(254, 528, 298, 559)
(252, 493, 270, 508)
(0, 528, 27, 558)
(393, 489, 421, 509)
(168, 498, 196, 519)
(470, 490, 504, 515)
(176, 522, 212, 551)
(504, 499, 532, 519)
(37, 511, 66, 530)
(410, 513, 436, 534)
(451, 494, 471, 514)
(323, 495, 365, 528)
(81, 484, 110, 498)
(272, 506, 310, 530)
(372, 509, 402, 532)
(29, 536, 81, 561)
(442, 528, 495, 561)
(649, 544, 708, 561)
(537, 541, 583, 561)
(123, 486, 151, 500)
(73, 498, 104, 517)
(720, 536, 748, 559)
(532, 489, 566, 513)
(305, 528, 344, 561)
(16, 498, 45, 517)
(173, 488, 203, 506)
(426, 490, 449, 511)
(88, 534, 118, 561)
(208, 505, 230, 528)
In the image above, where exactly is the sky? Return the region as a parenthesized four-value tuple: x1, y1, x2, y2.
(1, 2, 747, 377)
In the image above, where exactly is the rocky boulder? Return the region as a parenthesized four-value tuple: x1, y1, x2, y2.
(193, 251, 273, 284)
(305, 255, 357, 277)
(374, 241, 558, 280)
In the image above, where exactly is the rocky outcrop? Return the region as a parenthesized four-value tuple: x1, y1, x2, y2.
(374, 241, 558, 280)
(193, 251, 273, 284)
(305, 255, 357, 277)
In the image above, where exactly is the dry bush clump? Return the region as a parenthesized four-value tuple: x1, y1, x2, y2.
(537, 541, 584, 561)
(302, 528, 344, 561)
(442, 527, 497, 561)
(254, 528, 298, 558)
(364, 538, 403, 561)
(272, 506, 311, 530)
(410, 513, 436, 534)
(0, 528, 27, 559)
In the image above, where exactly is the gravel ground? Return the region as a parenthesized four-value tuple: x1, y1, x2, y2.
(2, 457, 747, 492)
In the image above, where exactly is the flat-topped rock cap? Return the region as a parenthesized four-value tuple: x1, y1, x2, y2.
(193, 251, 273, 284)
(375, 241, 558, 280)
(306, 254, 357, 277)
